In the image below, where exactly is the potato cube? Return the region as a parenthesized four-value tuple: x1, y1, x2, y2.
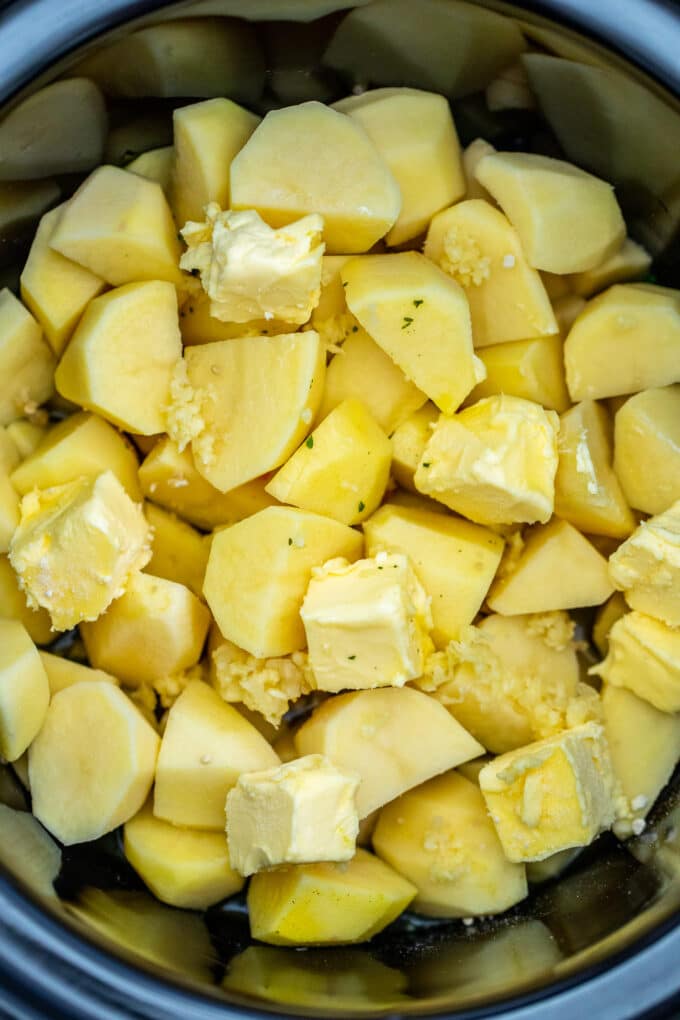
(487, 518, 614, 614)
(19, 203, 105, 356)
(342, 252, 484, 415)
(475, 152, 625, 273)
(462, 138, 496, 201)
(0, 289, 55, 426)
(154, 682, 280, 830)
(363, 503, 504, 646)
(178, 290, 292, 347)
(0, 471, 19, 554)
(126, 146, 173, 194)
(608, 501, 680, 626)
(591, 611, 680, 713)
(247, 848, 416, 946)
(373, 771, 527, 917)
(10, 471, 151, 630)
(265, 399, 391, 525)
(318, 327, 427, 436)
(50, 165, 182, 286)
(564, 284, 680, 401)
(81, 572, 210, 687)
(415, 396, 559, 527)
(55, 281, 182, 436)
(424, 199, 557, 347)
(553, 293, 586, 335)
(177, 331, 325, 493)
(29, 681, 159, 845)
(301, 554, 433, 693)
(0, 556, 53, 645)
(230, 101, 401, 254)
(123, 800, 244, 910)
(0, 620, 49, 761)
(144, 503, 208, 599)
(0, 804, 61, 902)
(204, 506, 362, 658)
(295, 686, 483, 817)
(11, 411, 141, 500)
(614, 385, 680, 515)
(38, 651, 117, 696)
(5, 421, 46, 461)
(569, 238, 651, 297)
(593, 592, 628, 657)
(554, 400, 635, 538)
(468, 334, 570, 413)
(226, 755, 359, 876)
(479, 723, 620, 862)
(390, 403, 439, 492)
(139, 438, 276, 531)
(0, 430, 20, 475)
(0, 180, 60, 239)
(171, 97, 259, 227)
(334, 87, 464, 246)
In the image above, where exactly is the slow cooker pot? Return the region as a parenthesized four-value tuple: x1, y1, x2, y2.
(0, 0, 678, 1016)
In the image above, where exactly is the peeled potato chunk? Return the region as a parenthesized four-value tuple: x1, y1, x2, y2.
(390, 404, 440, 492)
(171, 97, 259, 227)
(0, 180, 60, 240)
(126, 146, 174, 194)
(144, 503, 209, 599)
(177, 331, 325, 493)
(487, 518, 614, 614)
(295, 686, 484, 817)
(424, 199, 557, 347)
(334, 87, 465, 246)
(0, 621, 49, 761)
(55, 281, 182, 436)
(0, 470, 19, 555)
(614, 386, 680, 515)
(266, 398, 391, 525)
(29, 681, 159, 845)
(0, 288, 55, 427)
(0, 556, 53, 645)
(81, 573, 211, 688)
(204, 506, 362, 658)
(373, 771, 527, 917)
(554, 400, 635, 538)
(124, 799, 244, 910)
(343, 252, 484, 415)
(569, 238, 651, 297)
(0, 804, 61, 901)
(19, 202, 105, 356)
(564, 284, 680, 401)
(50, 165, 182, 286)
(154, 682, 280, 830)
(230, 101, 401, 253)
(38, 651, 117, 696)
(469, 334, 570, 413)
(247, 848, 416, 946)
(475, 152, 625, 273)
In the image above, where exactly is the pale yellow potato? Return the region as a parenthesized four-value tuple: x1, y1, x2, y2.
(55, 281, 182, 436)
(154, 681, 280, 830)
(0, 556, 53, 645)
(29, 681, 159, 845)
(593, 592, 628, 657)
(614, 385, 680, 515)
(126, 146, 174, 194)
(390, 403, 439, 492)
(424, 199, 557, 347)
(553, 293, 586, 335)
(178, 290, 292, 347)
(334, 87, 464, 246)
(0, 471, 19, 555)
(462, 139, 496, 201)
(203, 505, 362, 658)
(247, 848, 416, 946)
(468, 334, 569, 413)
(81, 573, 210, 688)
(475, 151, 625, 273)
(266, 398, 391, 525)
(295, 686, 483, 817)
(569, 238, 651, 297)
(0, 431, 19, 476)
(564, 284, 680, 401)
(10, 411, 141, 500)
(50, 165, 183, 286)
(144, 503, 209, 599)
(179, 331, 325, 493)
(38, 652, 117, 696)
(124, 799, 243, 910)
(5, 421, 45, 461)
(0, 181, 60, 238)
(0, 804, 61, 900)
(343, 252, 484, 415)
(0, 289, 55, 427)
(373, 771, 527, 917)
(0, 620, 49, 761)
(487, 518, 614, 614)
(230, 102, 401, 253)
(171, 98, 259, 227)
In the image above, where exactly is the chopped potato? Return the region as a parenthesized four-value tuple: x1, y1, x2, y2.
(614, 386, 680, 515)
(39, 651, 117, 696)
(468, 335, 569, 413)
(389, 404, 439, 492)
(568, 239, 651, 297)
(0, 289, 55, 427)
(144, 503, 208, 599)
(0, 620, 49, 761)
(0, 556, 53, 645)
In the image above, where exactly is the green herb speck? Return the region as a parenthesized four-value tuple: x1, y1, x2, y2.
(305, 436, 314, 449)
(190, 268, 200, 277)
(413, 298, 424, 308)
(352, 325, 358, 332)
(358, 500, 365, 512)
(342, 281, 348, 288)
(348, 655, 356, 661)
(423, 462, 431, 467)
(402, 316, 414, 329)
(288, 538, 293, 546)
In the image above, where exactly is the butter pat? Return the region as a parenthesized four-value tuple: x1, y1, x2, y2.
(608, 500, 680, 626)
(226, 754, 359, 876)
(9, 470, 151, 630)
(479, 723, 620, 862)
(301, 554, 434, 693)
(180, 205, 324, 325)
(415, 395, 559, 526)
(591, 611, 680, 713)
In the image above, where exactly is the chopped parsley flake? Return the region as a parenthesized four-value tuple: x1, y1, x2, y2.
(423, 462, 431, 467)
(288, 537, 293, 546)
(305, 436, 314, 449)
(348, 655, 356, 660)
(352, 325, 358, 332)
(190, 268, 200, 277)
(358, 500, 366, 512)
(402, 316, 414, 329)
(413, 298, 424, 308)
(342, 281, 348, 287)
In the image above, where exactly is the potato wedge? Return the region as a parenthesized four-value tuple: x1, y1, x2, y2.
(0, 289, 55, 427)
(38, 651, 117, 696)
(0, 620, 49, 761)
(144, 503, 208, 599)
(0, 804, 61, 900)
(0, 556, 53, 645)
(469, 334, 569, 413)
(614, 386, 680, 515)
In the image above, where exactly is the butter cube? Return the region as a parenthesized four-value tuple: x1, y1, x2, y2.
(591, 611, 680, 713)
(226, 755, 359, 876)
(479, 723, 620, 862)
(301, 554, 433, 693)
(608, 500, 680, 626)
(414, 395, 559, 526)
(9, 470, 151, 631)
(180, 206, 324, 325)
